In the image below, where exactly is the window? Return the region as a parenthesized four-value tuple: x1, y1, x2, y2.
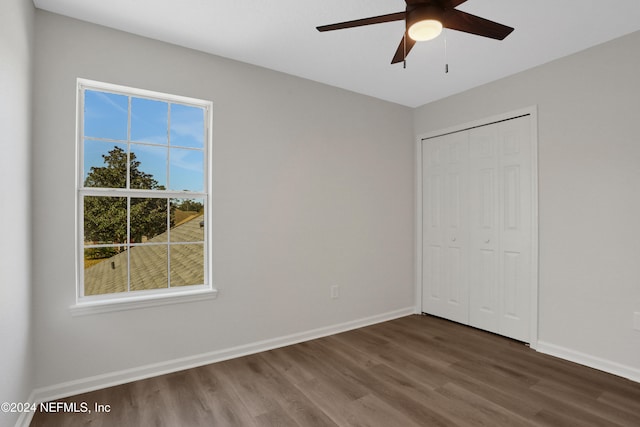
(75, 79, 214, 312)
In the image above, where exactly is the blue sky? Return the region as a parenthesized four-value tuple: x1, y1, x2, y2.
(83, 90, 205, 192)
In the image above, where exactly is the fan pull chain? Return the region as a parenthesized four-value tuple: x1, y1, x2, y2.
(444, 31, 449, 74)
(403, 33, 407, 69)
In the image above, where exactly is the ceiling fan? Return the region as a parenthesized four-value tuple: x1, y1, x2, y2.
(317, 0, 514, 64)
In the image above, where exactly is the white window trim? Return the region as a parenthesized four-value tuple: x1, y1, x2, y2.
(70, 288, 218, 316)
(72, 78, 216, 315)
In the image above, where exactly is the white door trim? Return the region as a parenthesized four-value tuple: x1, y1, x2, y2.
(415, 106, 539, 348)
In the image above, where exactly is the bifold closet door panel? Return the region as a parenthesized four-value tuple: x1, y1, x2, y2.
(468, 124, 501, 334)
(422, 131, 470, 324)
(468, 116, 532, 342)
(496, 116, 533, 342)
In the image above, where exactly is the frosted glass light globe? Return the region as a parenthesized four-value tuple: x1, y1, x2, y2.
(408, 19, 443, 41)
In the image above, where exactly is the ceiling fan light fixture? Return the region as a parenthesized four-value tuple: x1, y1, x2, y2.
(408, 19, 443, 41)
(406, 5, 444, 42)
(317, 0, 514, 65)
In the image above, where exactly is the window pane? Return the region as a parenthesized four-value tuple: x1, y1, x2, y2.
(78, 82, 211, 302)
(130, 198, 168, 243)
(84, 196, 127, 244)
(170, 104, 204, 148)
(169, 148, 204, 192)
(131, 98, 168, 144)
(130, 144, 167, 189)
(130, 245, 168, 291)
(83, 142, 128, 188)
(84, 247, 128, 296)
(170, 244, 204, 287)
(170, 198, 205, 242)
(84, 90, 128, 140)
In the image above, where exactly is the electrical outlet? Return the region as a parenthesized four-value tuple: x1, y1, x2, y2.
(634, 312, 640, 331)
(330, 285, 340, 299)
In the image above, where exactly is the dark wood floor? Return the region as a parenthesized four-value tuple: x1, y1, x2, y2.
(31, 315, 640, 426)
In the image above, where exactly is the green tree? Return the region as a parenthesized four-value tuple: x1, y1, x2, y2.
(84, 147, 169, 252)
(175, 199, 204, 213)
(84, 146, 161, 189)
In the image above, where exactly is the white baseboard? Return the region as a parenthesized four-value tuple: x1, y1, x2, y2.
(536, 341, 640, 383)
(18, 307, 414, 427)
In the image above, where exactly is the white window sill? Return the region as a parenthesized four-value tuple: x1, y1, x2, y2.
(69, 288, 218, 316)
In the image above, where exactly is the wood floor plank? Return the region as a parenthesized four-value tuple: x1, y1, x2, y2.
(598, 389, 640, 414)
(253, 407, 300, 427)
(347, 394, 425, 427)
(435, 382, 537, 427)
(363, 363, 468, 426)
(310, 340, 458, 426)
(291, 377, 366, 427)
(531, 378, 640, 426)
(220, 355, 287, 418)
(274, 342, 370, 402)
(31, 315, 640, 426)
(250, 356, 338, 426)
(192, 363, 259, 427)
(532, 408, 618, 427)
(162, 370, 219, 425)
(257, 346, 317, 386)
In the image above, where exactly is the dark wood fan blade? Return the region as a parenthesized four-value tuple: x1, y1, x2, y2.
(444, 9, 514, 40)
(445, 0, 469, 8)
(406, 0, 468, 7)
(317, 12, 405, 32)
(391, 33, 417, 64)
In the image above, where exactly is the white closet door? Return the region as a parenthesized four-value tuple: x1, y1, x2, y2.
(497, 116, 533, 342)
(422, 131, 469, 324)
(421, 114, 534, 343)
(468, 123, 501, 334)
(468, 116, 532, 342)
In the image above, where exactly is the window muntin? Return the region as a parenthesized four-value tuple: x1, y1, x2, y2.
(77, 80, 212, 304)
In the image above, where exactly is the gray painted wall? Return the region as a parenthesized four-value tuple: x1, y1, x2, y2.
(31, 11, 415, 389)
(0, 0, 34, 425)
(414, 30, 640, 371)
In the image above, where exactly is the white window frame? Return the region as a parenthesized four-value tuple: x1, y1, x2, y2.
(71, 79, 216, 315)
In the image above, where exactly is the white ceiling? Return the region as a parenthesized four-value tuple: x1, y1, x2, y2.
(33, 0, 640, 108)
